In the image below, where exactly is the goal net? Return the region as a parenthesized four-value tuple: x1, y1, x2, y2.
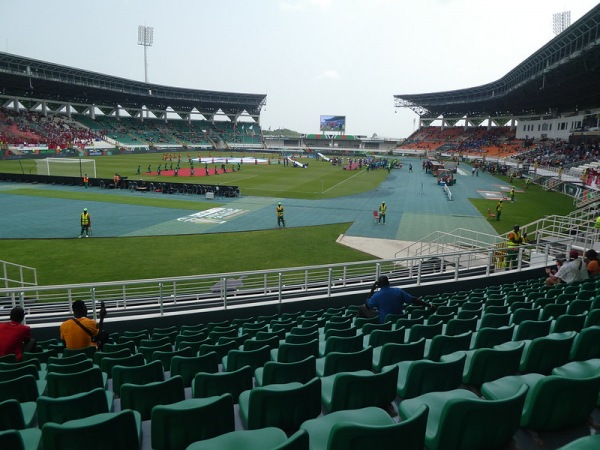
(36, 158, 97, 178)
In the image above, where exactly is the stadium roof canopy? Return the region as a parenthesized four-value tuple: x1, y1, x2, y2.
(394, 4, 600, 119)
(0, 52, 266, 119)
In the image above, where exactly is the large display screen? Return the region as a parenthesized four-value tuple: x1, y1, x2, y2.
(320, 115, 346, 132)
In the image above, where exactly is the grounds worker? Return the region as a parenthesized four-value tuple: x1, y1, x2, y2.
(378, 201, 387, 224)
(80, 208, 92, 238)
(276, 202, 286, 228)
(506, 224, 524, 269)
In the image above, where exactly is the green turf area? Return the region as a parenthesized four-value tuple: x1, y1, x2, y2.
(0, 152, 388, 200)
(0, 223, 374, 285)
(470, 176, 576, 235)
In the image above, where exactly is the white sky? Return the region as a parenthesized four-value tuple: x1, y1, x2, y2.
(1, 0, 598, 138)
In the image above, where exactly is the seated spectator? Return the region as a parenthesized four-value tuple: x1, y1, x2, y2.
(0, 306, 36, 361)
(585, 249, 600, 277)
(60, 300, 107, 350)
(545, 253, 578, 286)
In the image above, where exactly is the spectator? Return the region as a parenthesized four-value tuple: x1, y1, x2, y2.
(363, 275, 436, 323)
(585, 249, 600, 277)
(570, 249, 589, 282)
(545, 252, 580, 286)
(0, 306, 36, 361)
(60, 300, 107, 350)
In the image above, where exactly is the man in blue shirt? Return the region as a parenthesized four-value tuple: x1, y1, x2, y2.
(366, 275, 436, 323)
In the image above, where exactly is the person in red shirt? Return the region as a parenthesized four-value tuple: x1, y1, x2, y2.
(0, 306, 36, 361)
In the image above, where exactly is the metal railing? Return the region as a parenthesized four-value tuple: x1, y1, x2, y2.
(0, 259, 38, 292)
(0, 246, 548, 327)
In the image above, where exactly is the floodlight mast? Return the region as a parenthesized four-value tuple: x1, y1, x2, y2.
(552, 11, 571, 36)
(137, 25, 154, 83)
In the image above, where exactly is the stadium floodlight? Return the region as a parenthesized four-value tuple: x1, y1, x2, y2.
(552, 11, 571, 36)
(137, 25, 154, 83)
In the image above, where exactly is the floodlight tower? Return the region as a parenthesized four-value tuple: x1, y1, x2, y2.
(552, 11, 571, 36)
(137, 25, 154, 83)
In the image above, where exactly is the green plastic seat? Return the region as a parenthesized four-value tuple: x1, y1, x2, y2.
(151, 395, 234, 450)
(556, 434, 600, 450)
(151, 330, 178, 344)
(453, 340, 525, 387)
(238, 378, 322, 432)
(372, 338, 425, 373)
(47, 359, 95, 374)
(222, 345, 271, 372)
(540, 302, 568, 321)
(395, 317, 424, 330)
(103, 341, 136, 354)
(101, 353, 145, 376)
(0, 363, 43, 382)
(483, 304, 508, 314)
(174, 331, 206, 349)
(353, 316, 379, 328)
(62, 346, 96, 359)
(427, 312, 455, 325)
(152, 347, 193, 371)
(47, 353, 87, 366)
(361, 321, 393, 335)
(407, 322, 443, 342)
(170, 352, 219, 387)
(243, 336, 280, 351)
(566, 299, 592, 315)
(510, 307, 540, 325)
(46, 367, 106, 398)
(177, 338, 211, 354)
(93, 348, 130, 366)
(290, 324, 320, 336)
(315, 346, 373, 377)
(185, 428, 308, 450)
(398, 385, 528, 450)
(300, 405, 428, 450)
(120, 375, 185, 420)
(0, 398, 36, 430)
(513, 318, 552, 341)
(394, 352, 466, 399)
(37, 387, 112, 427)
(218, 334, 250, 348)
(444, 317, 477, 336)
(285, 331, 320, 344)
(198, 340, 239, 360)
(479, 312, 511, 329)
(551, 313, 586, 333)
(570, 325, 600, 360)
(192, 365, 253, 403)
(519, 331, 576, 374)
(323, 327, 357, 340)
(481, 371, 600, 431)
(41, 409, 142, 450)
(365, 327, 405, 348)
(424, 332, 472, 361)
(0, 374, 45, 402)
(585, 309, 600, 327)
(0, 359, 42, 373)
(112, 360, 164, 397)
(255, 356, 316, 387)
(0, 429, 42, 450)
(138, 343, 172, 362)
(471, 325, 514, 349)
(208, 328, 238, 343)
(322, 319, 352, 334)
(320, 365, 398, 413)
(271, 339, 319, 363)
(318, 334, 364, 357)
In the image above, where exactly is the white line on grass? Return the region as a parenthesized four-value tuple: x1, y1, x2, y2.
(322, 169, 365, 194)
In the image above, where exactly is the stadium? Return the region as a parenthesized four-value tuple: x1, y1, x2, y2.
(1, 3, 600, 450)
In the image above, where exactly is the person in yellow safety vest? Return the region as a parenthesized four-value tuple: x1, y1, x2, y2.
(80, 208, 92, 238)
(509, 187, 515, 202)
(378, 201, 387, 224)
(506, 224, 524, 270)
(495, 200, 502, 221)
(276, 202, 285, 228)
(82, 174, 89, 189)
(595, 216, 600, 230)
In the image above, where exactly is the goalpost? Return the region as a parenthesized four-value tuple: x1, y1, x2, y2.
(36, 158, 97, 178)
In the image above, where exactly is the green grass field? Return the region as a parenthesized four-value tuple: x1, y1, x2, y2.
(0, 154, 577, 285)
(0, 152, 388, 199)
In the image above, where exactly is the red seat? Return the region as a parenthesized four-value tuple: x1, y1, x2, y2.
(373, 210, 379, 223)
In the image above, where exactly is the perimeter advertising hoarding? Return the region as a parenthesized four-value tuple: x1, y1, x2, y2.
(320, 115, 346, 132)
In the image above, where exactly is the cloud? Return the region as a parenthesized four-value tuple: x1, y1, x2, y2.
(315, 70, 340, 80)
